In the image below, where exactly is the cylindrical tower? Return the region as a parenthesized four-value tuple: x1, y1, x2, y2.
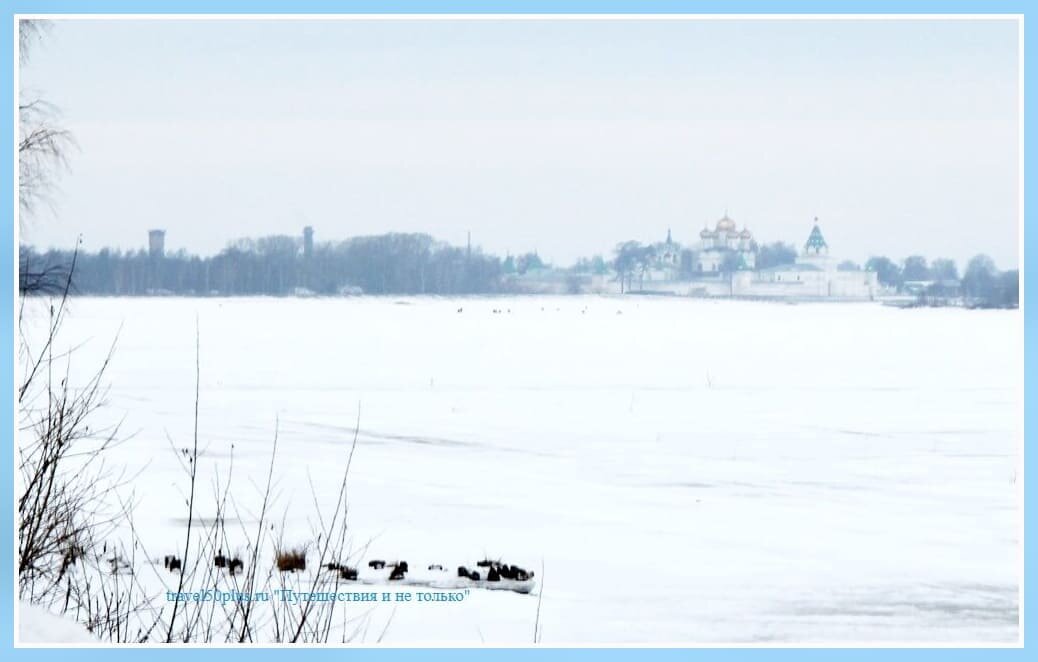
(148, 229, 165, 259)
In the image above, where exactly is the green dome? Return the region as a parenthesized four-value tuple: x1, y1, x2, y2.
(805, 218, 828, 254)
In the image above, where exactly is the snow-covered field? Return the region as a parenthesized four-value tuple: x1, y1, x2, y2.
(19, 602, 97, 644)
(21, 295, 1021, 644)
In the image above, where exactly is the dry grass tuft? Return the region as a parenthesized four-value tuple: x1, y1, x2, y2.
(275, 547, 307, 573)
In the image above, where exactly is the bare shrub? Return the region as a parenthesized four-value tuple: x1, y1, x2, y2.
(17, 260, 126, 608)
(275, 548, 307, 573)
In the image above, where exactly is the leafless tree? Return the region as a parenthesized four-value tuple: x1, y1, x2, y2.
(17, 16, 113, 618)
(19, 19, 75, 225)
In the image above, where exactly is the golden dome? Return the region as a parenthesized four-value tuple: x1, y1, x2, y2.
(740, 227, 753, 239)
(715, 215, 736, 232)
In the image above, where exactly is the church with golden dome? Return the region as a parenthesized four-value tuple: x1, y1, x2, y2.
(696, 213, 756, 273)
(623, 213, 878, 300)
(629, 214, 878, 300)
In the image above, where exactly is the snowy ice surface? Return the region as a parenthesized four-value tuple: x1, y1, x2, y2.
(22, 295, 1021, 644)
(19, 602, 98, 644)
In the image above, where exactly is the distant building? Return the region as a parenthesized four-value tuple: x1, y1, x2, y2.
(148, 230, 165, 259)
(607, 213, 877, 300)
(737, 219, 878, 299)
(696, 214, 756, 272)
(904, 279, 962, 305)
(645, 228, 683, 281)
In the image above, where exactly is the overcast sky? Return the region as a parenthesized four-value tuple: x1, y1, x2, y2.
(19, 17, 1020, 269)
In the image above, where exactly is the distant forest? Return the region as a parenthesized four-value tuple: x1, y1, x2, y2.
(20, 233, 506, 296)
(19, 230, 1019, 307)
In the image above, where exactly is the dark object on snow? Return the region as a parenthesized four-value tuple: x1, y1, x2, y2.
(396, 561, 409, 572)
(163, 555, 176, 570)
(276, 549, 306, 572)
(167, 557, 182, 572)
(228, 558, 243, 575)
(339, 566, 358, 581)
(457, 566, 469, 577)
(471, 559, 534, 582)
(368, 560, 386, 569)
(325, 562, 341, 572)
(501, 564, 530, 580)
(428, 564, 444, 571)
(214, 551, 227, 568)
(389, 564, 406, 580)
(468, 570, 481, 581)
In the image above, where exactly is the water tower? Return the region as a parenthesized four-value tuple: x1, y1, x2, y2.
(148, 229, 166, 259)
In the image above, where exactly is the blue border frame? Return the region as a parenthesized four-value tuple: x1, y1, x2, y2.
(1, 1, 1031, 657)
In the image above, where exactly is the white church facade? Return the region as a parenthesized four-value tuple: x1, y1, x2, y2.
(697, 214, 756, 272)
(693, 219, 878, 300)
(732, 220, 878, 299)
(629, 214, 879, 300)
(613, 213, 878, 300)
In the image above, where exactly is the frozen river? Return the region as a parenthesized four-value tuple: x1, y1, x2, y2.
(26, 295, 1021, 644)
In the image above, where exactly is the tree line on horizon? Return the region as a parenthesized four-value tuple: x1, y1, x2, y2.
(577, 239, 1018, 306)
(19, 233, 1019, 307)
(20, 233, 506, 296)
(752, 242, 1018, 308)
